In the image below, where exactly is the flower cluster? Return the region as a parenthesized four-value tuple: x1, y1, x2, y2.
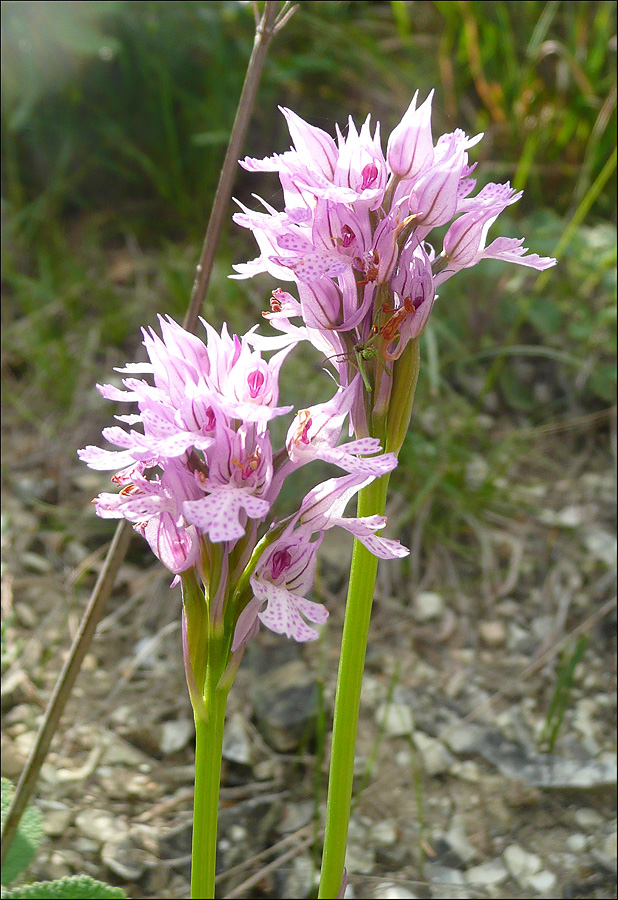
(233, 95, 556, 433)
(79, 316, 407, 645)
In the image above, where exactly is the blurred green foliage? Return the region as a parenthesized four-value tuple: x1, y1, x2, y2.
(1, 0, 616, 562)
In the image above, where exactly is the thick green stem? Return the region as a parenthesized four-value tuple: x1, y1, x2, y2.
(318, 473, 389, 899)
(191, 683, 230, 899)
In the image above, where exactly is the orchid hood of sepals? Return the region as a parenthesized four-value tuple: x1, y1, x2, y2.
(387, 89, 434, 179)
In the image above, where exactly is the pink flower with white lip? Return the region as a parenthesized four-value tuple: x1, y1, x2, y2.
(232, 532, 327, 647)
(269, 200, 370, 284)
(232, 461, 407, 649)
(182, 423, 273, 543)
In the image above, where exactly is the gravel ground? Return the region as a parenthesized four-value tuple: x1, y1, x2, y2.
(1, 409, 616, 899)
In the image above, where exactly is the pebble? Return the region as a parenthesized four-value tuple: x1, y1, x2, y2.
(527, 870, 557, 893)
(42, 807, 72, 837)
(75, 809, 128, 844)
(584, 528, 617, 567)
(373, 885, 419, 899)
(46, 851, 72, 880)
(506, 621, 532, 652)
(479, 620, 506, 647)
(280, 800, 314, 833)
(603, 831, 617, 860)
(414, 731, 453, 775)
(102, 839, 150, 880)
(465, 858, 509, 886)
(575, 807, 605, 829)
(345, 840, 376, 875)
(444, 813, 477, 864)
(372, 819, 398, 846)
(573, 698, 601, 754)
(503, 843, 542, 884)
(566, 833, 588, 852)
(427, 865, 469, 899)
(221, 711, 252, 765)
(284, 853, 315, 899)
(450, 760, 481, 782)
(412, 591, 444, 621)
(441, 723, 483, 755)
(1, 734, 28, 780)
(159, 717, 194, 755)
(249, 653, 320, 752)
(465, 455, 489, 489)
(376, 701, 414, 737)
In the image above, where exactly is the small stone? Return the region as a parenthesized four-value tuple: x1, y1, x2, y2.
(1, 734, 27, 780)
(414, 732, 453, 775)
(503, 843, 542, 884)
(376, 701, 413, 737)
(566, 833, 588, 852)
(372, 820, 398, 846)
(102, 839, 150, 880)
(284, 853, 315, 899)
(575, 808, 604, 829)
(160, 718, 194, 755)
(465, 455, 489, 490)
(479, 620, 506, 647)
(47, 852, 72, 880)
(527, 870, 557, 893)
(465, 858, 508, 886)
(427, 865, 468, 899)
(249, 650, 320, 752)
(222, 712, 251, 765)
(450, 760, 481, 782)
(584, 529, 617, 567)
(42, 808, 72, 837)
(13, 602, 37, 628)
(573, 698, 601, 755)
(101, 732, 151, 767)
(507, 621, 532, 652)
(603, 831, 617, 860)
(345, 840, 376, 875)
(442, 723, 483, 755)
(444, 814, 477, 864)
(413, 591, 444, 621)
(280, 800, 314, 833)
(373, 884, 419, 899)
(75, 809, 127, 844)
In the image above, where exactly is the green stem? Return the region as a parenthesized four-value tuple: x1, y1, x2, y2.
(191, 682, 230, 899)
(319, 338, 421, 898)
(318, 473, 389, 899)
